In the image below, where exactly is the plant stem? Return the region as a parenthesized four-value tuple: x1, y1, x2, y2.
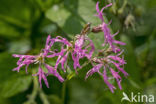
(24, 73, 39, 104)
(39, 89, 50, 104)
(62, 81, 67, 104)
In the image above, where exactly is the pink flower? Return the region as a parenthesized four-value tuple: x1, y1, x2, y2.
(46, 35, 95, 72)
(12, 35, 64, 88)
(85, 64, 103, 79)
(95, 2, 112, 22)
(72, 35, 95, 70)
(33, 65, 49, 88)
(12, 54, 35, 73)
(110, 68, 122, 90)
(46, 36, 72, 72)
(103, 69, 116, 93)
(44, 63, 64, 82)
(85, 49, 128, 93)
(95, 2, 126, 52)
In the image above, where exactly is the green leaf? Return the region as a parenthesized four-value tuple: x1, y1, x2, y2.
(0, 0, 35, 38)
(0, 52, 32, 98)
(34, 0, 61, 11)
(135, 29, 156, 67)
(0, 0, 32, 23)
(1, 76, 32, 98)
(48, 95, 62, 104)
(46, 0, 101, 36)
(8, 39, 31, 54)
(0, 20, 23, 38)
(120, 35, 141, 85)
(0, 52, 17, 82)
(46, 4, 79, 35)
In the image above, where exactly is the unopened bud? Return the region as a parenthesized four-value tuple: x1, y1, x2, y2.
(91, 25, 102, 33)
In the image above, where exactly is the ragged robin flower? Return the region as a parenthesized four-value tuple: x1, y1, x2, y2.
(46, 23, 95, 73)
(85, 47, 128, 93)
(93, 2, 126, 52)
(12, 35, 64, 88)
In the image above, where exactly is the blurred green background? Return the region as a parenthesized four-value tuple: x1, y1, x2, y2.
(0, 0, 156, 104)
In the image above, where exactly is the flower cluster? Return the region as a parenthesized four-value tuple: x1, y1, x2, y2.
(12, 2, 128, 93)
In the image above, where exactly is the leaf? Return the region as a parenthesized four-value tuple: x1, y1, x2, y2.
(0, 52, 32, 98)
(0, 0, 35, 38)
(120, 35, 141, 85)
(46, 4, 79, 35)
(46, 0, 101, 36)
(34, 0, 61, 11)
(8, 39, 31, 54)
(0, 52, 17, 82)
(48, 95, 62, 104)
(0, 0, 31, 23)
(0, 20, 23, 38)
(68, 78, 98, 104)
(68, 77, 121, 104)
(135, 29, 156, 67)
(1, 76, 32, 98)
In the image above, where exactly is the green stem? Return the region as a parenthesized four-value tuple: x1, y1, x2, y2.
(62, 81, 67, 104)
(39, 89, 50, 104)
(24, 74, 39, 104)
